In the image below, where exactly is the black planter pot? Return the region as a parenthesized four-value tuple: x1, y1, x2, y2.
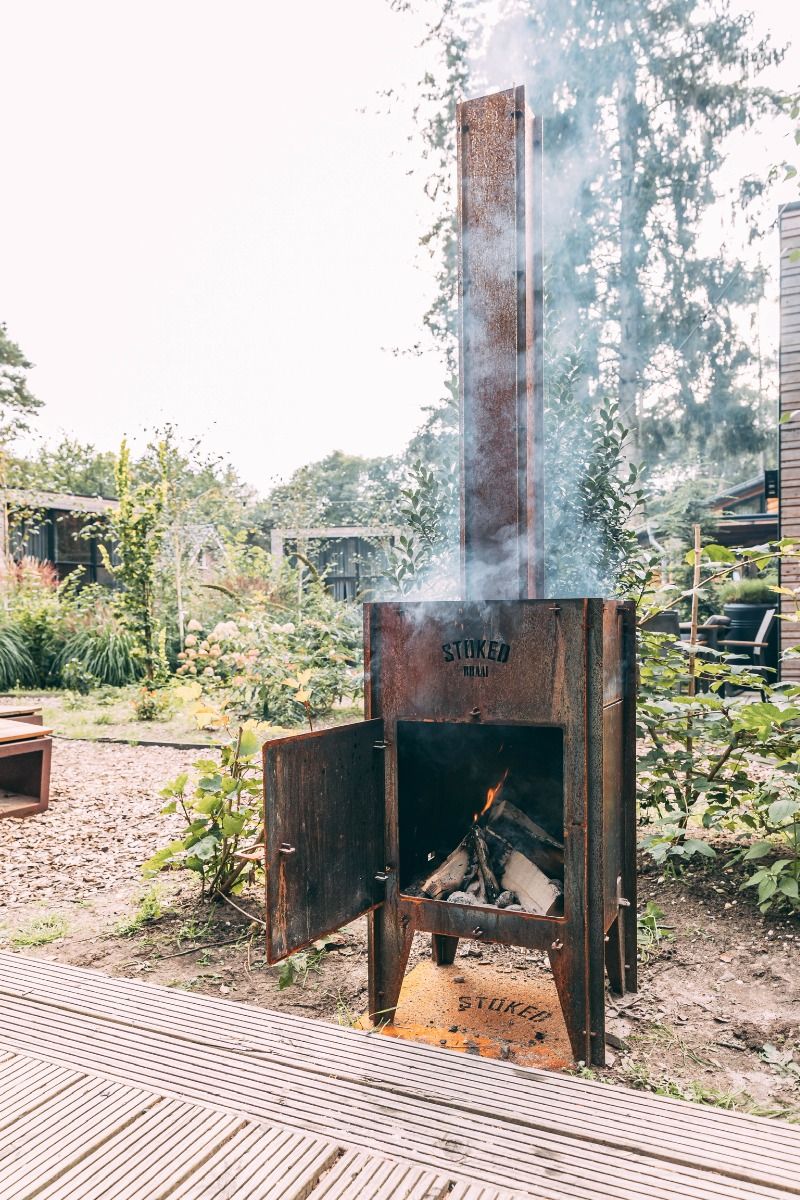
(722, 602, 778, 673)
(640, 609, 681, 638)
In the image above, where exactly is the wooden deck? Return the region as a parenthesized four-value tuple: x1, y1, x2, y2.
(0, 953, 798, 1199)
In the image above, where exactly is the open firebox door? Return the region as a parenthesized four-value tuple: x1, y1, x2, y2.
(263, 720, 386, 963)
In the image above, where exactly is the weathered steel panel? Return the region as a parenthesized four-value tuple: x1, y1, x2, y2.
(264, 721, 385, 963)
(458, 88, 544, 600)
(364, 597, 624, 1064)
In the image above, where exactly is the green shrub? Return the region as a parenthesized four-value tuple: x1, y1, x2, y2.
(718, 577, 777, 605)
(176, 574, 362, 728)
(56, 626, 141, 686)
(132, 687, 169, 721)
(638, 540, 800, 915)
(0, 624, 37, 689)
(145, 724, 263, 899)
(60, 658, 98, 694)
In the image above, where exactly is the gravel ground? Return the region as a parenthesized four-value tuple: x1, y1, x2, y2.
(0, 739, 195, 909)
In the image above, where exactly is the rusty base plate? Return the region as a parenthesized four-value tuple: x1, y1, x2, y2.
(358, 960, 572, 1070)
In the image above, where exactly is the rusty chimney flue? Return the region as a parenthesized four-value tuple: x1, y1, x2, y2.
(458, 85, 544, 601)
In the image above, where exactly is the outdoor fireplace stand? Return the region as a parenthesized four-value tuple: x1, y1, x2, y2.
(262, 87, 637, 1067)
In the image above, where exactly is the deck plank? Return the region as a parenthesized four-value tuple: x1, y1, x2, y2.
(0, 953, 795, 1179)
(0, 953, 798, 1199)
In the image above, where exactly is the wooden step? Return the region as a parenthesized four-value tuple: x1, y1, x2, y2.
(0, 718, 51, 743)
(0, 953, 798, 1199)
(0, 705, 42, 722)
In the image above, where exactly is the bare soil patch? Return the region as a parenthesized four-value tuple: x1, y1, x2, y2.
(1, 738, 798, 1120)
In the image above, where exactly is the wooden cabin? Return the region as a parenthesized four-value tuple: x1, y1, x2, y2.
(779, 201, 800, 680)
(0, 489, 117, 584)
(708, 471, 779, 546)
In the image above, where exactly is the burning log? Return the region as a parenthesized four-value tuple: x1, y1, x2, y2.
(485, 800, 563, 880)
(472, 826, 500, 901)
(420, 838, 474, 901)
(499, 848, 561, 916)
(418, 771, 564, 913)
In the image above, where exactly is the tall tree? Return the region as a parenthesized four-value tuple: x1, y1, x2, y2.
(6, 436, 118, 497)
(395, 0, 785, 481)
(265, 450, 404, 529)
(102, 439, 168, 682)
(0, 324, 42, 441)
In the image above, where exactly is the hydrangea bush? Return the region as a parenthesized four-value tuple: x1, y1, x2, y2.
(175, 579, 362, 728)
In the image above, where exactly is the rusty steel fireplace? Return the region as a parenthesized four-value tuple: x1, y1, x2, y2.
(263, 87, 636, 1066)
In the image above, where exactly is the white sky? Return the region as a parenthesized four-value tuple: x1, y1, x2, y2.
(0, 0, 798, 493)
(1, 0, 442, 491)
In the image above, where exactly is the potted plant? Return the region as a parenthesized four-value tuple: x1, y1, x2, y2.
(717, 577, 778, 671)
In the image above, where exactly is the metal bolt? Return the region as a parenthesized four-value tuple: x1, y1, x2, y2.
(472, 927, 483, 937)
(373, 740, 388, 750)
(551, 939, 563, 950)
(469, 707, 481, 720)
(278, 843, 296, 856)
(374, 872, 389, 884)
(618, 897, 631, 908)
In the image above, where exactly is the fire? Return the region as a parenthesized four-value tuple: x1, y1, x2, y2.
(474, 768, 509, 823)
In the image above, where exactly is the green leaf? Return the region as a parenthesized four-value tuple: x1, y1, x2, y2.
(700, 544, 737, 563)
(742, 868, 769, 888)
(192, 834, 219, 863)
(221, 812, 246, 837)
(681, 838, 716, 858)
(779, 877, 800, 899)
(767, 799, 799, 827)
(197, 774, 223, 792)
(758, 876, 778, 902)
(141, 846, 174, 876)
(743, 841, 773, 860)
(238, 725, 261, 759)
(193, 794, 220, 816)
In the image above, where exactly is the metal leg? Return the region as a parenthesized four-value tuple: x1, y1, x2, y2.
(368, 898, 413, 1026)
(431, 934, 459, 965)
(605, 913, 626, 996)
(548, 946, 594, 1065)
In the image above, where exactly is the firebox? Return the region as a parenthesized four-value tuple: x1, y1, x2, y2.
(396, 719, 565, 905)
(262, 86, 636, 1066)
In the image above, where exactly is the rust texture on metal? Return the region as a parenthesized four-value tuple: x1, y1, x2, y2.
(361, 596, 636, 1065)
(458, 87, 544, 601)
(263, 721, 385, 963)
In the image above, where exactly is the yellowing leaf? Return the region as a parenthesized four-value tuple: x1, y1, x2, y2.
(238, 725, 261, 759)
(294, 689, 311, 703)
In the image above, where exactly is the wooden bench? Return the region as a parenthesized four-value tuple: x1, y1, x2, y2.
(0, 719, 52, 819)
(0, 953, 798, 1198)
(0, 703, 43, 725)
